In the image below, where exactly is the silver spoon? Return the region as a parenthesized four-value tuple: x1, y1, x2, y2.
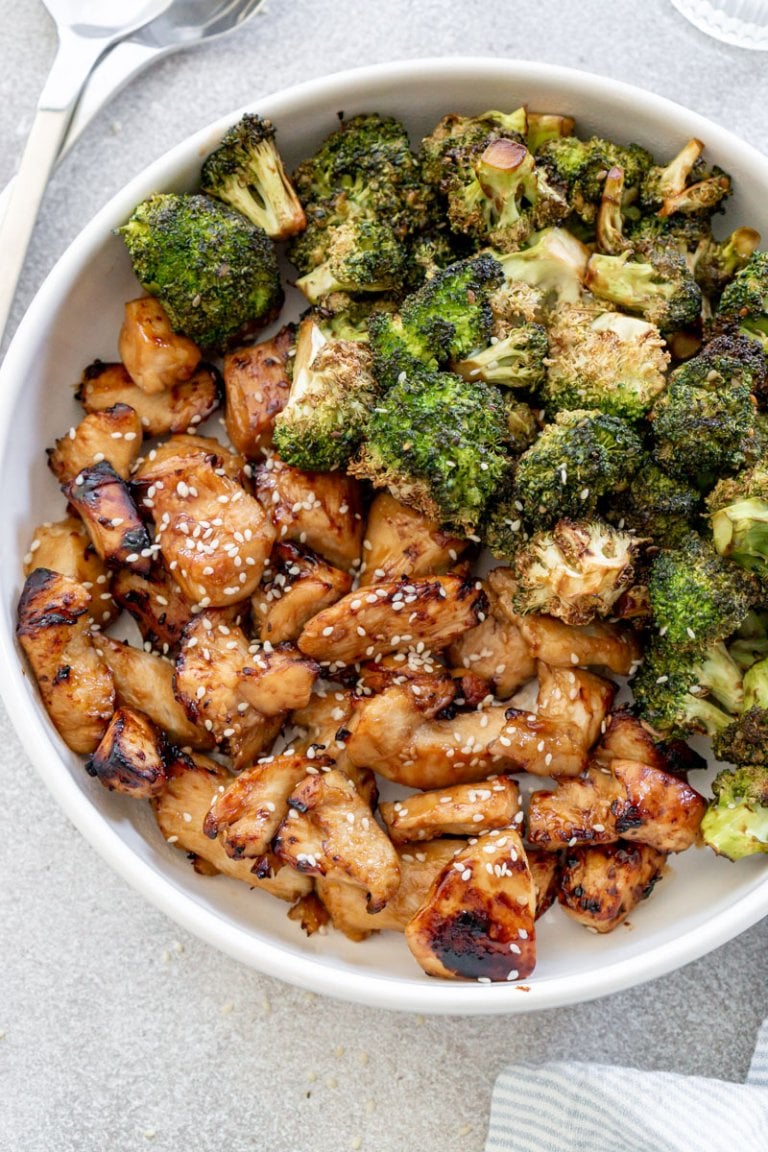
(0, 0, 173, 344)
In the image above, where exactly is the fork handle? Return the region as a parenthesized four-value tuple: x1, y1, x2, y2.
(0, 106, 70, 345)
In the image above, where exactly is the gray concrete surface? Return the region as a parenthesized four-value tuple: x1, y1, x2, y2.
(2, 2, 768, 1149)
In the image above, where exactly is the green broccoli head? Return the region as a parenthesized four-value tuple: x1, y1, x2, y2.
(510, 517, 640, 624)
(608, 463, 701, 547)
(629, 211, 714, 257)
(512, 408, 644, 530)
(492, 227, 590, 308)
(701, 762, 768, 860)
(479, 485, 527, 560)
(404, 228, 458, 290)
(710, 497, 768, 581)
(314, 292, 399, 342)
(640, 137, 731, 216)
(543, 306, 669, 421)
(650, 352, 763, 490)
(453, 323, 548, 390)
(713, 706, 768, 770)
(670, 332, 766, 393)
(349, 361, 509, 535)
(295, 216, 408, 304)
(537, 135, 653, 223)
(200, 113, 306, 240)
(272, 317, 379, 472)
(585, 244, 702, 331)
(631, 637, 742, 738)
(693, 227, 761, 299)
(647, 531, 755, 649)
(717, 250, 768, 353)
(118, 193, 282, 351)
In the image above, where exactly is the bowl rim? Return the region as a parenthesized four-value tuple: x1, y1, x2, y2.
(3, 55, 768, 1015)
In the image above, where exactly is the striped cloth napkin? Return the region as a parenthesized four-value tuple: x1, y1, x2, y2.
(486, 1019, 768, 1151)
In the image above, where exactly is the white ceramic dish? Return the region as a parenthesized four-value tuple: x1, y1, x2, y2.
(2, 58, 768, 1015)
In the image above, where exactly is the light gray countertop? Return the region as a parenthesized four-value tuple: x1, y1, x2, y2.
(2, 3, 768, 1149)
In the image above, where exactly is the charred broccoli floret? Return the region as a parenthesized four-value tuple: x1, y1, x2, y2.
(453, 323, 548, 389)
(670, 332, 766, 393)
(526, 112, 575, 154)
(537, 134, 653, 224)
(692, 227, 761, 298)
(200, 113, 306, 240)
(272, 316, 379, 472)
(701, 763, 768, 860)
(491, 227, 590, 308)
(631, 637, 742, 738)
(349, 361, 509, 535)
(585, 243, 702, 331)
(368, 254, 503, 389)
(512, 408, 643, 530)
(295, 217, 407, 303)
(647, 531, 755, 649)
(608, 463, 701, 547)
(510, 517, 640, 624)
(502, 396, 540, 455)
(728, 611, 768, 671)
(716, 250, 768, 353)
(640, 137, 731, 217)
(543, 305, 669, 421)
(650, 343, 763, 489)
(712, 657, 768, 770)
(118, 193, 282, 351)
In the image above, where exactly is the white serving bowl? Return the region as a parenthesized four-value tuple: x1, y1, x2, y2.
(2, 58, 768, 1015)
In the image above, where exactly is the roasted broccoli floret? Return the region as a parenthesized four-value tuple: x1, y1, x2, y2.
(670, 332, 766, 393)
(349, 361, 508, 535)
(295, 216, 407, 303)
(502, 396, 540, 456)
(368, 254, 503, 389)
(608, 463, 701, 547)
(631, 637, 742, 738)
(716, 250, 768, 353)
(647, 531, 755, 649)
(585, 243, 702, 331)
(200, 113, 306, 240)
(537, 134, 653, 223)
(512, 408, 643, 530)
(543, 305, 669, 421)
(404, 228, 458, 290)
(650, 342, 763, 489)
(314, 292, 399, 342)
(453, 323, 548, 389)
(640, 137, 730, 217)
(272, 316, 379, 471)
(510, 518, 641, 624)
(728, 611, 768, 671)
(710, 496, 768, 581)
(118, 193, 282, 351)
(701, 763, 768, 860)
(526, 112, 575, 154)
(692, 227, 761, 298)
(491, 227, 590, 308)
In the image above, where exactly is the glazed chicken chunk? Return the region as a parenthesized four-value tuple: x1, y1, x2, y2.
(24, 516, 119, 627)
(558, 841, 667, 933)
(48, 403, 143, 484)
(78, 360, 221, 439)
(358, 492, 468, 586)
(380, 777, 521, 844)
(86, 706, 169, 797)
(224, 325, 294, 456)
(119, 297, 201, 394)
(252, 541, 353, 644)
(63, 460, 153, 576)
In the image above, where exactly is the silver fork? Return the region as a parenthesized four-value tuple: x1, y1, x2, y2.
(0, 0, 172, 345)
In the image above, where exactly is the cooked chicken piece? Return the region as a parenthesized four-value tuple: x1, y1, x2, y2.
(592, 707, 707, 778)
(99, 634, 214, 749)
(238, 643, 319, 716)
(119, 297, 201, 394)
(17, 569, 114, 754)
(289, 687, 355, 757)
(146, 454, 275, 607)
(298, 575, 488, 666)
(405, 827, 536, 981)
(535, 662, 617, 750)
(203, 751, 327, 860)
(355, 656, 458, 718)
(488, 709, 595, 778)
(78, 360, 220, 438)
(253, 457, 364, 571)
(527, 848, 563, 919)
(287, 891, 331, 936)
(448, 584, 536, 699)
(316, 840, 462, 941)
(63, 461, 153, 576)
(224, 325, 294, 456)
(252, 542, 353, 643)
(85, 706, 169, 797)
(23, 517, 119, 627)
(153, 750, 311, 902)
(558, 841, 667, 933)
(380, 777, 521, 844)
(111, 563, 191, 654)
(488, 566, 642, 675)
(273, 768, 400, 912)
(527, 758, 706, 853)
(132, 434, 247, 500)
(174, 611, 313, 765)
(48, 404, 143, 484)
(358, 492, 467, 586)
